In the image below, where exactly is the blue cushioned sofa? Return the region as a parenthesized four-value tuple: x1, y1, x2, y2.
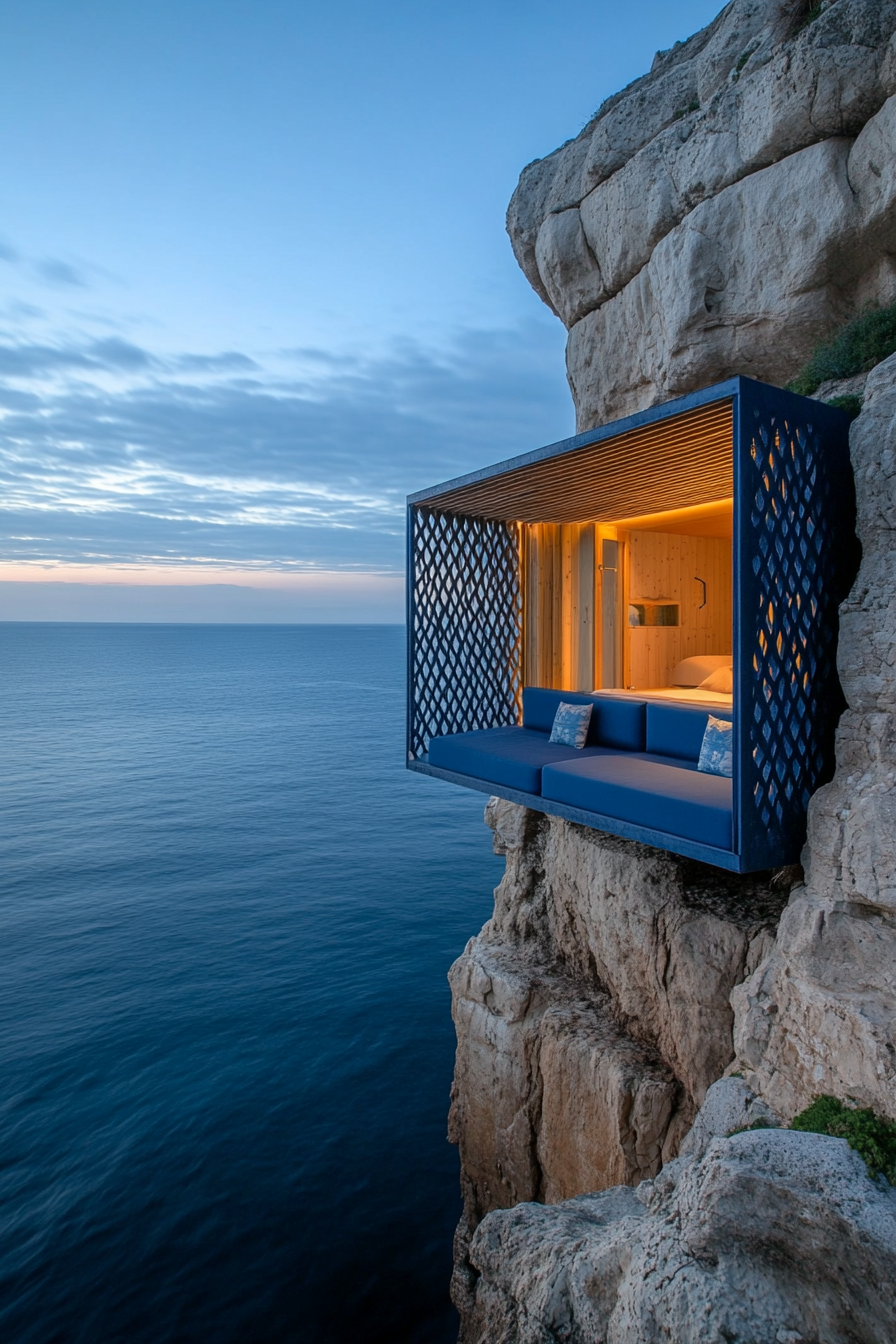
(426, 687, 733, 857)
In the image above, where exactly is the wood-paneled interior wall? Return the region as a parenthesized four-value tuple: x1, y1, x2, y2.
(523, 523, 595, 690)
(626, 530, 732, 688)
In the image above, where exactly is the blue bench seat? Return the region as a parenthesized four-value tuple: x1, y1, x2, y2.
(427, 726, 611, 795)
(542, 753, 732, 849)
(425, 690, 734, 855)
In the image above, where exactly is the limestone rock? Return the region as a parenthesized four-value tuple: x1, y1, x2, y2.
(566, 128, 896, 428)
(678, 1075, 781, 1159)
(507, 0, 896, 427)
(448, 799, 786, 1317)
(482, 802, 784, 1110)
(534, 208, 605, 328)
(449, 937, 679, 1224)
(462, 1187, 647, 1344)
(506, 0, 778, 293)
(814, 370, 869, 403)
(463, 1129, 896, 1344)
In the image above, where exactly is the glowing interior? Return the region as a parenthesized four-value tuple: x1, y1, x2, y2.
(424, 398, 737, 704)
(519, 496, 734, 702)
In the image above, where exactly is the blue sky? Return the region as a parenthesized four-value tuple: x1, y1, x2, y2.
(0, 0, 721, 620)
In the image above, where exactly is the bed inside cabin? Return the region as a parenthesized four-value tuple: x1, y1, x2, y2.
(521, 495, 734, 712)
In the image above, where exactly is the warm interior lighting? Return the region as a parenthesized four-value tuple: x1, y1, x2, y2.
(421, 399, 737, 699)
(521, 503, 734, 693)
(611, 498, 733, 539)
(410, 379, 854, 871)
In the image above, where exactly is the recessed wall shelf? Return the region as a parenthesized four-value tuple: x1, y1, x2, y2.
(628, 603, 680, 627)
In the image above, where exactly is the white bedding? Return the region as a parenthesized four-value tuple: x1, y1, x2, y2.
(592, 687, 734, 709)
(671, 654, 732, 687)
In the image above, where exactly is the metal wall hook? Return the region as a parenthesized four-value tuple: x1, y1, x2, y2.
(695, 576, 707, 608)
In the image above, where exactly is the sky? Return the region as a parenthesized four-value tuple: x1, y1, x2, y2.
(0, 0, 722, 621)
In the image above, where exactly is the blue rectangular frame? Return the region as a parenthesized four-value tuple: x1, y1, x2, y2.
(407, 377, 856, 873)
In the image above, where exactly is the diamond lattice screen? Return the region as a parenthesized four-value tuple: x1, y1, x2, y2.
(746, 412, 841, 853)
(409, 508, 523, 761)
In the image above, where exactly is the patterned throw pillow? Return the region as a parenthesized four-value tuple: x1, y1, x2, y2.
(549, 701, 592, 749)
(698, 715, 733, 777)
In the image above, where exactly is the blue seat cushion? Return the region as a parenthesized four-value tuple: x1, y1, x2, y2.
(542, 753, 733, 849)
(428, 726, 608, 796)
(523, 688, 646, 751)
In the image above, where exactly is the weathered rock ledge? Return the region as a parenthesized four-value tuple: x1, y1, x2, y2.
(507, 0, 896, 427)
(462, 1081, 896, 1344)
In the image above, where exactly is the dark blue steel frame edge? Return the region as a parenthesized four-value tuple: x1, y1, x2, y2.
(405, 503, 415, 763)
(408, 759, 745, 873)
(732, 386, 746, 864)
(734, 381, 854, 871)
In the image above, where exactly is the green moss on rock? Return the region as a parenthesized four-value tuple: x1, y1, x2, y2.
(791, 1096, 896, 1184)
(787, 305, 896, 396)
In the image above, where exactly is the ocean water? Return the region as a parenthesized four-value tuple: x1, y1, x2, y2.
(0, 623, 502, 1344)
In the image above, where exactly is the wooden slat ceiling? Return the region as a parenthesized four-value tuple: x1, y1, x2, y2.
(421, 400, 734, 524)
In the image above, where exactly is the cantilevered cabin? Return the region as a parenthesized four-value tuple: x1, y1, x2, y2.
(406, 377, 856, 873)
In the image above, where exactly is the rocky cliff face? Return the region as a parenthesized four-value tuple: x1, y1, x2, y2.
(463, 1097, 896, 1343)
(508, 0, 896, 428)
(449, 805, 787, 1324)
(448, 0, 896, 1337)
(452, 358, 896, 1339)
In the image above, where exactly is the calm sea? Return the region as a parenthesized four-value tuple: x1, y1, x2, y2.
(0, 623, 501, 1344)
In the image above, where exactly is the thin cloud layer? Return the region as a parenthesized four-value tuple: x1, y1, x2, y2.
(34, 258, 87, 288)
(0, 319, 572, 574)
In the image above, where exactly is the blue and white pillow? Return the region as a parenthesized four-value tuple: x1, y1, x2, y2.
(549, 701, 592, 749)
(698, 715, 733, 777)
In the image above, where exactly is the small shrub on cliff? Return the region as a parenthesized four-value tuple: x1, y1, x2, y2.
(792, 1, 826, 33)
(733, 43, 758, 79)
(787, 304, 896, 396)
(825, 393, 863, 421)
(790, 1095, 896, 1183)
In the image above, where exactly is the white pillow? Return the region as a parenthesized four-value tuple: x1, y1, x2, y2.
(699, 665, 733, 693)
(671, 654, 733, 688)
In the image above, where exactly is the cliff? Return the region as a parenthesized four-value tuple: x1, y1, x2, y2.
(448, 807, 788, 1323)
(447, 1, 896, 1339)
(507, 0, 896, 429)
